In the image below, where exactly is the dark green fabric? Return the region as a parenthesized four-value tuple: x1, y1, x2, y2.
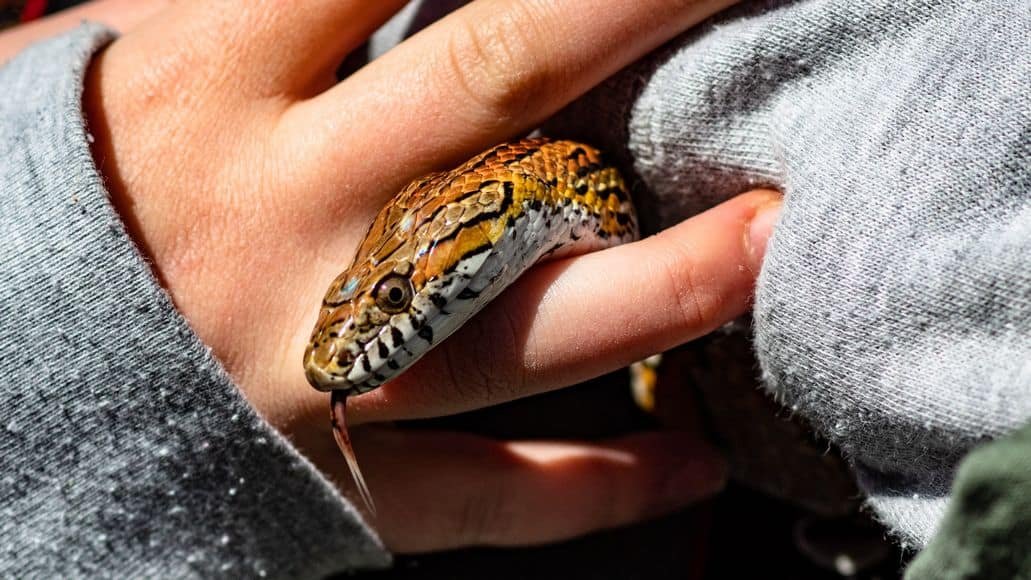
(906, 423, 1031, 580)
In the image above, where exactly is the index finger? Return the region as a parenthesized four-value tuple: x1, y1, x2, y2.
(348, 189, 782, 423)
(287, 0, 739, 210)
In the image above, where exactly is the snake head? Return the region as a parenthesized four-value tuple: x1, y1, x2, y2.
(304, 260, 420, 394)
(304, 245, 487, 394)
(305, 139, 636, 395)
(303, 299, 363, 393)
(303, 225, 500, 394)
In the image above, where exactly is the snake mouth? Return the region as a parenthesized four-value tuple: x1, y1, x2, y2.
(304, 362, 341, 392)
(304, 327, 414, 394)
(304, 360, 382, 395)
(303, 332, 363, 393)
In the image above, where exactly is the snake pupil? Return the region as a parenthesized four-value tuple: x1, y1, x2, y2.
(375, 274, 413, 314)
(388, 287, 403, 304)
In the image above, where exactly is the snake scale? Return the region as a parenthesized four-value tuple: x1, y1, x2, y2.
(303, 138, 637, 513)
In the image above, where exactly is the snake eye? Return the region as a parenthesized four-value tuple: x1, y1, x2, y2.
(374, 274, 413, 314)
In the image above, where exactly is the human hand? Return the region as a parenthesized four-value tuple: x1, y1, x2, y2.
(76, 0, 779, 552)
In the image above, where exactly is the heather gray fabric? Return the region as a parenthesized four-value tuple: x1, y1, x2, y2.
(555, 0, 1031, 549)
(0, 25, 390, 577)
(378, 0, 1031, 550)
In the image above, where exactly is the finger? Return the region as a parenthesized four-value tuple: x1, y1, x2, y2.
(204, 0, 411, 91)
(340, 428, 726, 552)
(118, 0, 409, 96)
(351, 189, 782, 423)
(0, 0, 169, 63)
(287, 0, 739, 211)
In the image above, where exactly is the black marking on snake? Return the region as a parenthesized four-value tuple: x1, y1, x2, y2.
(390, 327, 404, 348)
(566, 147, 587, 160)
(576, 162, 601, 178)
(417, 176, 504, 233)
(575, 183, 589, 195)
(443, 242, 492, 275)
(509, 147, 540, 165)
(360, 355, 372, 373)
(377, 340, 389, 360)
(373, 372, 387, 381)
(429, 293, 447, 309)
(366, 233, 411, 265)
(467, 148, 499, 171)
(529, 199, 543, 211)
(403, 346, 414, 356)
(468, 144, 538, 171)
(387, 360, 400, 370)
(411, 317, 423, 330)
(616, 212, 632, 225)
(457, 288, 480, 300)
(429, 187, 513, 249)
(418, 325, 434, 344)
(377, 245, 404, 265)
(449, 181, 502, 208)
(420, 201, 452, 230)
(608, 186, 628, 201)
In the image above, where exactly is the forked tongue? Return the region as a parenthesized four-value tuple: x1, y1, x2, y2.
(330, 390, 376, 516)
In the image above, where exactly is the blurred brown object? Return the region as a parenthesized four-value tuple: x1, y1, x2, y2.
(654, 317, 860, 516)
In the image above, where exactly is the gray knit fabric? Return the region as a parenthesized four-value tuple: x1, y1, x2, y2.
(548, 0, 1031, 548)
(0, 26, 389, 577)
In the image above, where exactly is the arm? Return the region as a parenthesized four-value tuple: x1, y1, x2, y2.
(0, 25, 387, 577)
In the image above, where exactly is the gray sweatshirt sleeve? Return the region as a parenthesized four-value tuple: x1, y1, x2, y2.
(547, 0, 1030, 549)
(0, 25, 390, 578)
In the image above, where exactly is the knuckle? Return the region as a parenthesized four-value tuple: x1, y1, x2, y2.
(442, 6, 547, 121)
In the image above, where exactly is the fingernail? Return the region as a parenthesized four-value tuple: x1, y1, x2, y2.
(747, 197, 783, 270)
(660, 448, 728, 509)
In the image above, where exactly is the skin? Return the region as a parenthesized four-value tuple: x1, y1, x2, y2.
(1, 0, 782, 553)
